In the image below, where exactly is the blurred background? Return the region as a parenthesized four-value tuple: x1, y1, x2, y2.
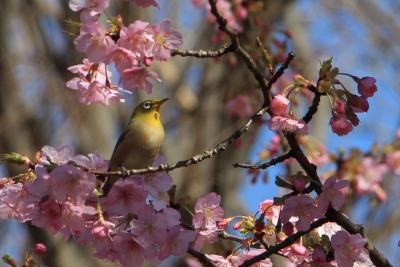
(0, 0, 399, 266)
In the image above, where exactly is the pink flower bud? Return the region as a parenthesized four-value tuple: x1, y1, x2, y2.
(217, 218, 232, 230)
(357, 77, 377, 98)
(35, 243, 47, 255)
(330, 114, 353, 136)
(233, 221, 242, 230)
(348, 95, 369, 113)
(334, 100, 346, 114)
(270, 94, 289, 116)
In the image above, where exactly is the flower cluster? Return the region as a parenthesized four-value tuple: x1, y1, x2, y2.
(316, 59, 378, 136)
(66, 0, 183, 105)
(0, 145, 194, 267)
(192, 193, 371, 267)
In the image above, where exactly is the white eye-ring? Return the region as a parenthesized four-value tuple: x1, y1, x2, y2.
(143, 102, 151, 110)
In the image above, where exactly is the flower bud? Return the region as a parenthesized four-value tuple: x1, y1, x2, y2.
(330, 114, 353, 136)
(357, 77, 377, 98)
(270, 94, 289, 116)
(35, 243, 47, 255)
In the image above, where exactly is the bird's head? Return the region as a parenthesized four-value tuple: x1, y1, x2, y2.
(131, 98, 168, 124)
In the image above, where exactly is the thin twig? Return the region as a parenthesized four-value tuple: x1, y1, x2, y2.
(233, 151, 292, 169)
(171, 43, 234, 58)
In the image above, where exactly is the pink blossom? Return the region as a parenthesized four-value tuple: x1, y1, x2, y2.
(386, 151, 400, 175)
(117, 20, 154, 58)
(268, 116, 308, 134)
(357, 77, 377, 98)
(193, 192, 224, 231)
(60, 201, 96, 237)
(77, 80, 125, 105)
(142, 172, 172, 197)
(280, 243, 313, 265)
(160, 226, 195, 258)
(112, 232, 145, 267)
(226, 95, 254, 120)
(109, 47, 139, 73)
(354, 157, 388, 201)
(74, 22, 115, 63)
(232, 249, 273, 267)
(258, 199, 280, 225)
(120, 66, 160, 93)
(0, 182, 30, 221)
(311, 247, 337, 267)
(69, 0, 110, 15)
(330, 114, 353, 136)
(158, 207, 181, 228)
(101, 180, 147, 216)
(316, 222, 342, 239)
(67, 59, 125, 105)
(270, 94, 289, 116)
(31, 198, 63, 232)
(73, 153, 108, 171)
(331, 231, 367, 267)
(150, 19, 183, 61)
(280, 195, 323, 231)
(206, 254, 235, 267)
(34, 243, 47, 255)
(130, 206, 167, 247)
(348, 95, 369, 113)
(334, 100, 346, 114)
(49, 165, 96, 204)
(39, 145, 75, 166)
(317, 177, 349, 212)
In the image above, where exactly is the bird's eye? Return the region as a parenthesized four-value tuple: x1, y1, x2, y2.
(143, 102, 151, 110)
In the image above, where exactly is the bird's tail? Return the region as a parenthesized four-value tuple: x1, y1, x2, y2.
(100, 171, 116, 197)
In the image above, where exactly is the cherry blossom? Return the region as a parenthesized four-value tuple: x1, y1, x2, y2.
(280, 195, 324, 231)
(331, 231, 368, 267)
(226, 95, 254, 120)
(268, 116, 308, 134)
(150, 19, 183, 61)
(69, 0, 110, 15)
(120, 66, 161, 93)
(34, 243, 47, 255)
(317, 177, 349, 212)
(74, 21, 115, 63)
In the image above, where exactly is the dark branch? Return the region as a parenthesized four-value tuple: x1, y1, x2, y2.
(171, 43, 234, 58)
(302, 84, 322, 123)
(233, 151, 292, 169)
(239, 218, 328, 267)
(188, 248, 216, 267)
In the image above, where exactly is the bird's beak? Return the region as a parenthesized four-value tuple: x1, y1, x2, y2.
(154, 98, 169, 111)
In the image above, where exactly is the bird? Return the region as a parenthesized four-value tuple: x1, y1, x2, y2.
(101, 98, 168, 196)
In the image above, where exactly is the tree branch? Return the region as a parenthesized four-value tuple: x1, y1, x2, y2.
(302, 85, 322, 123)
(171, 43, 234, 58)
(188, 248, 216, 267)
(239, 218, 328, 267)
(233, 151, 292, 169)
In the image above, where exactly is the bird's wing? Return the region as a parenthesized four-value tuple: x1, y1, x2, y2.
(108, 129, 129, 171)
